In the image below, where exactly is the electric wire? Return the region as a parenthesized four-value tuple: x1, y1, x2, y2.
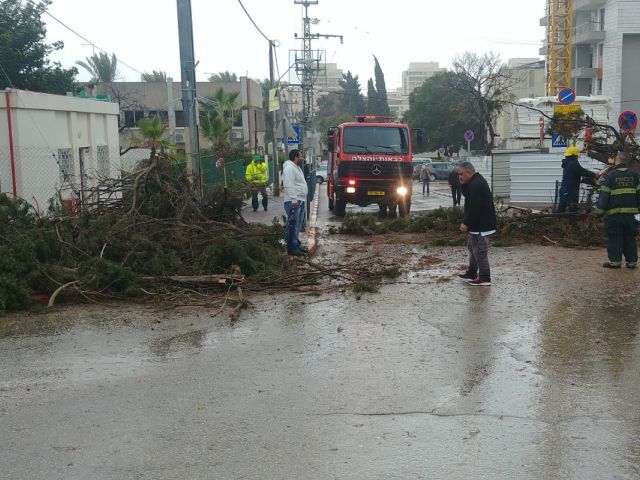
(236, 0, 270, 43)
(27, 0, 145, 76)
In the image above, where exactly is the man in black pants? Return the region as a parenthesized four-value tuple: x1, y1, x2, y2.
(595, 152, 640, 269)
(448, 166, 462, 206)
(457, 162, 497, 286)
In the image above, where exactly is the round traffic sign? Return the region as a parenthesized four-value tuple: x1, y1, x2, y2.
(618, 111, 638, 131)
(438, 147, 446, 154)
(558, 88, 576, 106)
(464, 130, 475, 142)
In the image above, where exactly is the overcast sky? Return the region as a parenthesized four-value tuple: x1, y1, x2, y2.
(45, 0, 547, 89)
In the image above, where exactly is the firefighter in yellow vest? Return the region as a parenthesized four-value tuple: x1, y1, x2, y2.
(595, 151, 640, 268)
(245, 154, 268, 212)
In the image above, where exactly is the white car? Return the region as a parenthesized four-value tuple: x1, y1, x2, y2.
(316, 163, 328, 184)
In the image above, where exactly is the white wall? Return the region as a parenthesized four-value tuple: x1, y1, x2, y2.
(0, 90, 120, 209)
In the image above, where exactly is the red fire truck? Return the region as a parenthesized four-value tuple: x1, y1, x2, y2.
(327, 115, 414, 217)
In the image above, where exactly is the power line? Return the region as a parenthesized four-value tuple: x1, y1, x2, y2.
(28, 0, 145, 76)
(236, 0, 270, 43)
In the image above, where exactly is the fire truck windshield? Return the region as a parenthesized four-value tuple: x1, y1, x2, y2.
(343, 126, 409, 155)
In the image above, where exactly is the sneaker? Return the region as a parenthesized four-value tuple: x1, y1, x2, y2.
(602, 262, 621, 269)
(253, 209, 258, 212)
(299, 246, 309, 253)
(287, 250, 307, 257)
(458, 272, 477, 282)
(468, 276, 491, 286)
(626, 262, 637, 269)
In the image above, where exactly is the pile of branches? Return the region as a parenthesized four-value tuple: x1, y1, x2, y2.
(0, 155, 291, 315)
(334, 206, 606, 248)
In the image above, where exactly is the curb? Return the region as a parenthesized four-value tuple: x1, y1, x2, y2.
(306, 185, 321, 255)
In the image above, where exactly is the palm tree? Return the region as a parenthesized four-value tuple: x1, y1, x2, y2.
(76, 52, 118, 83)
(141, 70, 167, 82)
(136, 116, 172, 161)
(207, 71, 238, 83)
(199, 88, 241, 154)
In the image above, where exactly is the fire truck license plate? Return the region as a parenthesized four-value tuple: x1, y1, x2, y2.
(367, 190, 385, 196)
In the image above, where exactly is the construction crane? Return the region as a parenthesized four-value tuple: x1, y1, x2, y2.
(545, 0, 574, 96)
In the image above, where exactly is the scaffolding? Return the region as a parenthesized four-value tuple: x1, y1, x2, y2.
(546, 0, 574, 96)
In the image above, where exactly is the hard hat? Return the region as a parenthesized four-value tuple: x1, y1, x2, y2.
(252, 154, 261, 161)
(565, 146, 580, 157)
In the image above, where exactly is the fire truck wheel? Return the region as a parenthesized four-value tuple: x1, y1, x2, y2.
(378, 203, 388, 218)
(399, 198, 411, 218)
(335, 196, 346, 217)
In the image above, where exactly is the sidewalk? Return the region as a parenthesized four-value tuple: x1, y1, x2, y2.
(242, 187, 320, 254)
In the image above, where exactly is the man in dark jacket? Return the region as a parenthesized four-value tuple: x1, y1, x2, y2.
(556, 146, 597, 215)
(457, 162, 497, 286)
(595, 152, 640, 268)
(448, 166, 462, 206)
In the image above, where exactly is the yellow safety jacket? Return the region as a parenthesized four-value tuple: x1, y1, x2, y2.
(245, 161, 267, 185)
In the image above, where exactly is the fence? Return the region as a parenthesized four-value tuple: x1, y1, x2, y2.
(0, 145, 121, 213)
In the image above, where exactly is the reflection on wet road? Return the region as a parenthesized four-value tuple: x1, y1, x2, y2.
(1, 244, 639, 479)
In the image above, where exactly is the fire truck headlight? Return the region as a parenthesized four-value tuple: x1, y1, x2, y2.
(397, 186, 408, 196)
(346, 187, 356, 193)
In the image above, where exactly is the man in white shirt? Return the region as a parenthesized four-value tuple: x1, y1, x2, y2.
(282, 149, 309, 256)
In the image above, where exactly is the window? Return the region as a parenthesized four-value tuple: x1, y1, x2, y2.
(175, 110, 185, 127)
(343, 126, 409, 154)
(123, 110, 145, 128)
(97, 145, 109, 177)
(57, 148, 74, 182)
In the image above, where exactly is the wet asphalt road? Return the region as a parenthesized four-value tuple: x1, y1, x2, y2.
(2, 184, 640, 479)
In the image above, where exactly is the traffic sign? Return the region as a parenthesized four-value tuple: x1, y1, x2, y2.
(554, 104, 581, 114)
(558, 88, 576, 106)
(286, 124, 300, 144)
(618, 111, 638, 131)
(464, 130, 475, 142)
(552, 134, 568, 148)
(438, 147, 446, 154)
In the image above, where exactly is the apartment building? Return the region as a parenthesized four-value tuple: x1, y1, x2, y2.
(541, 0, 640, 122)
(401, 62, 446, 96)
(91, 77, 265, 156)
(495, 59, 546, 145)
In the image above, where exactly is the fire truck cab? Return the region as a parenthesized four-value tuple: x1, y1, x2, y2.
(327, 115, 413, 217)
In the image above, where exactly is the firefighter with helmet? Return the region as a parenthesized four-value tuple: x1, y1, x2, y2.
(594, 151, 640, 269)
(556, 145, 598, 215)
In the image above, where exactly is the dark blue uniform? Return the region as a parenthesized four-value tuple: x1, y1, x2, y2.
(596, 164, 640, 268)
(556, 156, 596, 214)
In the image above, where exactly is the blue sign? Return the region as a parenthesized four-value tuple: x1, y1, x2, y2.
(438, 147, 446, 154)
(464, 130, 475, 142)
(558, 88, 576, 106)
(618, 111, 638, 131)
(552, 133, 568, 148)
(286, 124, 300, 145)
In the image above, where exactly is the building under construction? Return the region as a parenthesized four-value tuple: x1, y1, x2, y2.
(540, 0, 640, 122)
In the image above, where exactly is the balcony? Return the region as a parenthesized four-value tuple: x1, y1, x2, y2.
(540, 16, 548, 27)
(574, 0, 606, 12)
(539, 42, 548, 56)
(573, 66, 598, 78)
(573, 21, 606, 44)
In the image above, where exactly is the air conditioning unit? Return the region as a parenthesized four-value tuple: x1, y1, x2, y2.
(174, 132, 185, 144)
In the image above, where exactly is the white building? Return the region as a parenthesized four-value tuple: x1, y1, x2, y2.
(401, 62, 446, 96)
(0, 89, 120, 210)
(540, 0, 640, 122)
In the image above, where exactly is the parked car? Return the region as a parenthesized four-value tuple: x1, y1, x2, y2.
(412, 159, 432, 179)
(429, 162, 456, 181)
(316, 163, 328, 184)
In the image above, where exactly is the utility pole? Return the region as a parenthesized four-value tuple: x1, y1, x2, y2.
(269, 40, 280, 196)
(176, 0, 201, 199)
(293, 0, 342, 155)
